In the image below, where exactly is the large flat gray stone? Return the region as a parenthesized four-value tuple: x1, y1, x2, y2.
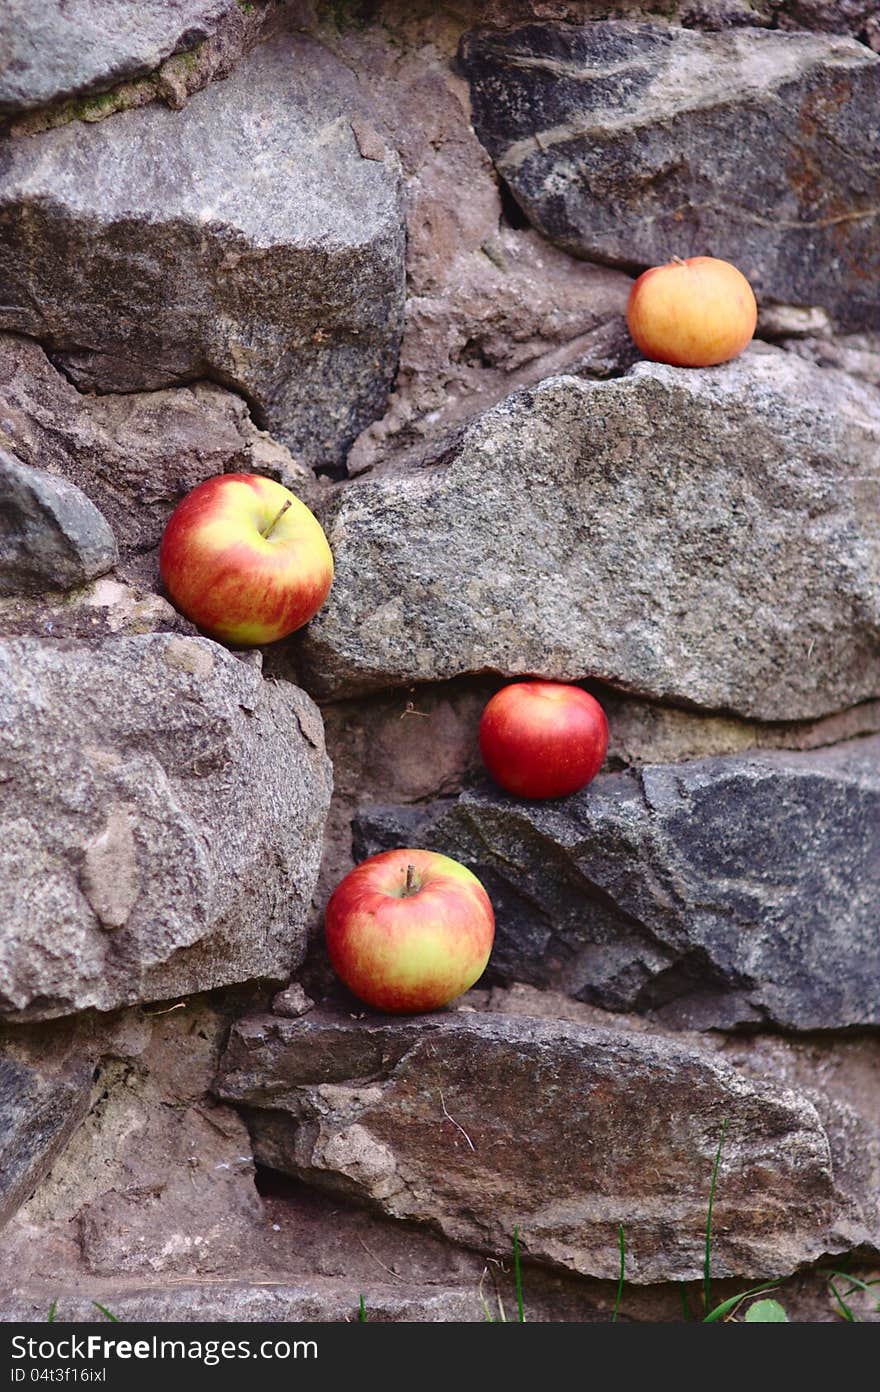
(0, 1281, 483, 1324)
(298, 349, 880, 720)
(0, 33, 406, 469)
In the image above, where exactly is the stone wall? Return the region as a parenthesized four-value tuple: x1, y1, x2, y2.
(0, 0, 878, 1323)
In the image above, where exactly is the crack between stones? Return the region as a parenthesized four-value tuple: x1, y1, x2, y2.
(9, 331, 286, 483)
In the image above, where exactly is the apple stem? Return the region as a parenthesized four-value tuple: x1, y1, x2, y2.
(261, 499, 292, 539)
(404, 863, 417, 897)
(671, 254, 686, 265)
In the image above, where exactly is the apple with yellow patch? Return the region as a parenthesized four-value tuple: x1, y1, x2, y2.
(325, 849, 495, 1013)
(626, 256, 757, 367)
(160, 473, 333, 646)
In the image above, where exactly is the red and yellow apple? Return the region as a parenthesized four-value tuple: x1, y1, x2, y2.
(479, 681, 608, 799)
(325, 849, 495, 1013)
(626, 256, 757, 367)
(159, 473, 333, 646)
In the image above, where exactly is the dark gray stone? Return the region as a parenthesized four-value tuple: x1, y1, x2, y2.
(0, 1, 241, 115)
(0, 448, 117, 596)
(298, 350, 880, 721)
(0, 1047, 92, 1228)
(0, 633, 332, 1020)
(0, 33, 406, 469)
(217, 1008, 836, 1284)
(459, 22, 880, 330)
(355, 735, 880, 1032)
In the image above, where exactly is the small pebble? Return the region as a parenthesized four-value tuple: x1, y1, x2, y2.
(272, 982, 315, 1018)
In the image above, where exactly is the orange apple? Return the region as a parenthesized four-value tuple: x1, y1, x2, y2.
(626, 256, 757, 367)
(325, 849, 495, 1013)
(159, 473, 333, 646)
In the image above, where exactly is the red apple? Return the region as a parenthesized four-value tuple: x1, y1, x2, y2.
(325, 849, 495, 1013)
(159, 473, 333, 646)
(626, 256, 757, 367)
(479, 681, 608, 799)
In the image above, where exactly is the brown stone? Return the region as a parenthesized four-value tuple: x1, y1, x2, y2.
(217, 1007, 842, 1284)
(319, 14, 633, 475)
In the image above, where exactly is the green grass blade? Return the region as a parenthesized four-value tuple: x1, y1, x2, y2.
(825, 1272, 880, 1296)
(827, 1279, 856, 1322)
(612, 1225, 625, 1323)
(358, 1294, 367, 1323)
(679, 1285, 693, 1322)
(743, 1299, 788, 1323)
(821, 1266, 880, 1315)
(47, 1300, 57, 1323)
(704, 1117, 729, 1318)
(703, 1282, 780, 1323)
(513, 1225, 525, 1323)
(92, 1302, 120, 1322)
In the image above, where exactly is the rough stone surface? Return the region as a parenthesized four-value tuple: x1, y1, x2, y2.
(2, 2, 283, 138)
(780, 332, 880, 389)
(0, 1281, 485, 1324)
(3, 990, 877, 1320)
(718, 1032, 880, 1259)
(0, 1037, 93, 1228)
(0, 334, 319, 586)
(0, 33, 406, 469)
(601, 693, 880, 769)
(757, 303, 835, 340)
(0, 577, 194, 643)
(757, 304, 880, 388)
(322, 2, 880, 44)
(4, 1261, 879, 1323)
(71, 1092, 262, 1278)
(0, 999, 574, 1318)
(328, 8, 634, 473)
(471, 983, 880, 1270)
(355, 736, 880, 1032)
(0, 1, 243, 115)
(0, 634, 332, 1020)
(0, 1000, 268, 1278)
(217, 1007, 839, 1284)
(0, 449, 117, 596)
(778, 3, 880, 42)
(348, 230, 633, 475)
(460, 22, 880, 330)
(272, 984, 316, 1020)
(476, 983, 880, 1259)
(298, 349, 880, 720)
